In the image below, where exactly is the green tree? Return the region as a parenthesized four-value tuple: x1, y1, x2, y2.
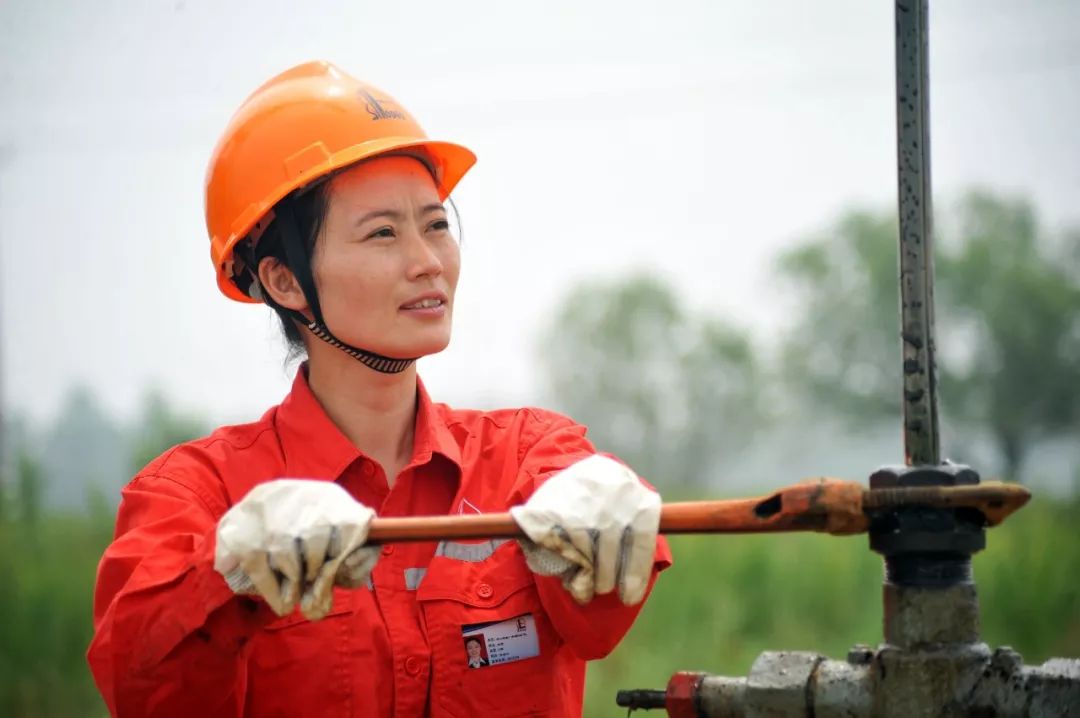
(42, 385, 125, 510)
(539, 274, 762, 487)
(15, 451, 43, 527)
(776, 191, 1080, 480)
(937, 191, 1080, 479)
(678, 319, 765, 486)
(2, 414, 36, 521)
(128, 389, 208, 474)
(775, 211, 901, 422)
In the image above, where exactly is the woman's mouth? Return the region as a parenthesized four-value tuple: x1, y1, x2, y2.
(401, 298, 444, 310)
(400, 294, 448, 317)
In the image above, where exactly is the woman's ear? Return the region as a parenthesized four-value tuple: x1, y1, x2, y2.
(257, 256, 309, 312)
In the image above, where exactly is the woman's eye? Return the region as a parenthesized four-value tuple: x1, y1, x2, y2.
(368, 227, 396, 240)
(429, 219, 450, 232)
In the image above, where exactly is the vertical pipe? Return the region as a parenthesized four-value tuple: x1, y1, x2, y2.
(895, 0, 940, 467)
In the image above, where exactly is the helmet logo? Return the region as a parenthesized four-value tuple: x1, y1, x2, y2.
(359, 89, 405, 121)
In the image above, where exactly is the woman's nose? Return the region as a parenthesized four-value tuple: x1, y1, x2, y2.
(404, 226, 443, 280)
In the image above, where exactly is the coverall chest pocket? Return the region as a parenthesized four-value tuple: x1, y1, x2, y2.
(417, 540, 560, 718)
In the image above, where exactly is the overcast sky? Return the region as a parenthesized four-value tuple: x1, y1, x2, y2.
(2, 0, 1078, 427)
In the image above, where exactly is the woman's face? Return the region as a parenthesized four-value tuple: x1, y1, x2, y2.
(311, 155, 460, 359)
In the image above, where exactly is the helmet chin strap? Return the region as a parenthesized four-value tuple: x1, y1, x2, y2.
(294, 311, 416, 374)
(271, 198, 418, 375)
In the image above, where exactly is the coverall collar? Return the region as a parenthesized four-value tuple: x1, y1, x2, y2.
(275, 365, 462, 482)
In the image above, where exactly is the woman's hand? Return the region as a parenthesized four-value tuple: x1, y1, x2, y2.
(214, 479, 379, 620)
(510, 455, 661, 606)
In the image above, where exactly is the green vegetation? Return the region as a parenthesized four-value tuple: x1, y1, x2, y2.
(544, 192, 1080, 487)
(774, 191, 1080, 480)
(540, 275, 763, 488)
(0, 510, 113, 717)
(0, 391, 206, 717)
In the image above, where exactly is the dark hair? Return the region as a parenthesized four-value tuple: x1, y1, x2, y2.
(249, 182, 333, 363)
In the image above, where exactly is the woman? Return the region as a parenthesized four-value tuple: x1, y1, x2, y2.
(88, 61, 672, 718)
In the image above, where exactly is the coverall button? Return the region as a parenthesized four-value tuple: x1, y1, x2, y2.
(361, 462, 374, 477)
(381, 544, 394, 557)
(404, 656, 421, 676)
(476, 582, 494, 599)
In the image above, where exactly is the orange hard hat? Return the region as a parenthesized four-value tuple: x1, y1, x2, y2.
(205, 61, 477, 303)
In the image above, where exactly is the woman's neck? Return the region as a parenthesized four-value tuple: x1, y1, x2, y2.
(305, 349, 418, 488)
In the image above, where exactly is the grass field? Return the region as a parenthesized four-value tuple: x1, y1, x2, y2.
(1, 496, 1076, 717)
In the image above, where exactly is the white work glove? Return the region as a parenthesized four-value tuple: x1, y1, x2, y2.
(510, 455, 661, 606)
(214, 479, 380, 621)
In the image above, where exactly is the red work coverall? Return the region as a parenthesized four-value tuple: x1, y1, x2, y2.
(88, 370, 672, 717)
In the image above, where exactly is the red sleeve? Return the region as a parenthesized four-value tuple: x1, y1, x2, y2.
(511, 412, 673, 661)
(88, 471, 276, 717)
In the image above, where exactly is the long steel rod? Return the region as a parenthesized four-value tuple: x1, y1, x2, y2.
(895, 0, 940, 466)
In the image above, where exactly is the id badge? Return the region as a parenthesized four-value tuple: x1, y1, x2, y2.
(461, 613, 540, 669)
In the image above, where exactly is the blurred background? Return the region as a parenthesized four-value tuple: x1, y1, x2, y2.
(1, 1, 1078, 715)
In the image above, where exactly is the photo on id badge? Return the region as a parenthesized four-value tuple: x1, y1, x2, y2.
(461, 613, 539, 669)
